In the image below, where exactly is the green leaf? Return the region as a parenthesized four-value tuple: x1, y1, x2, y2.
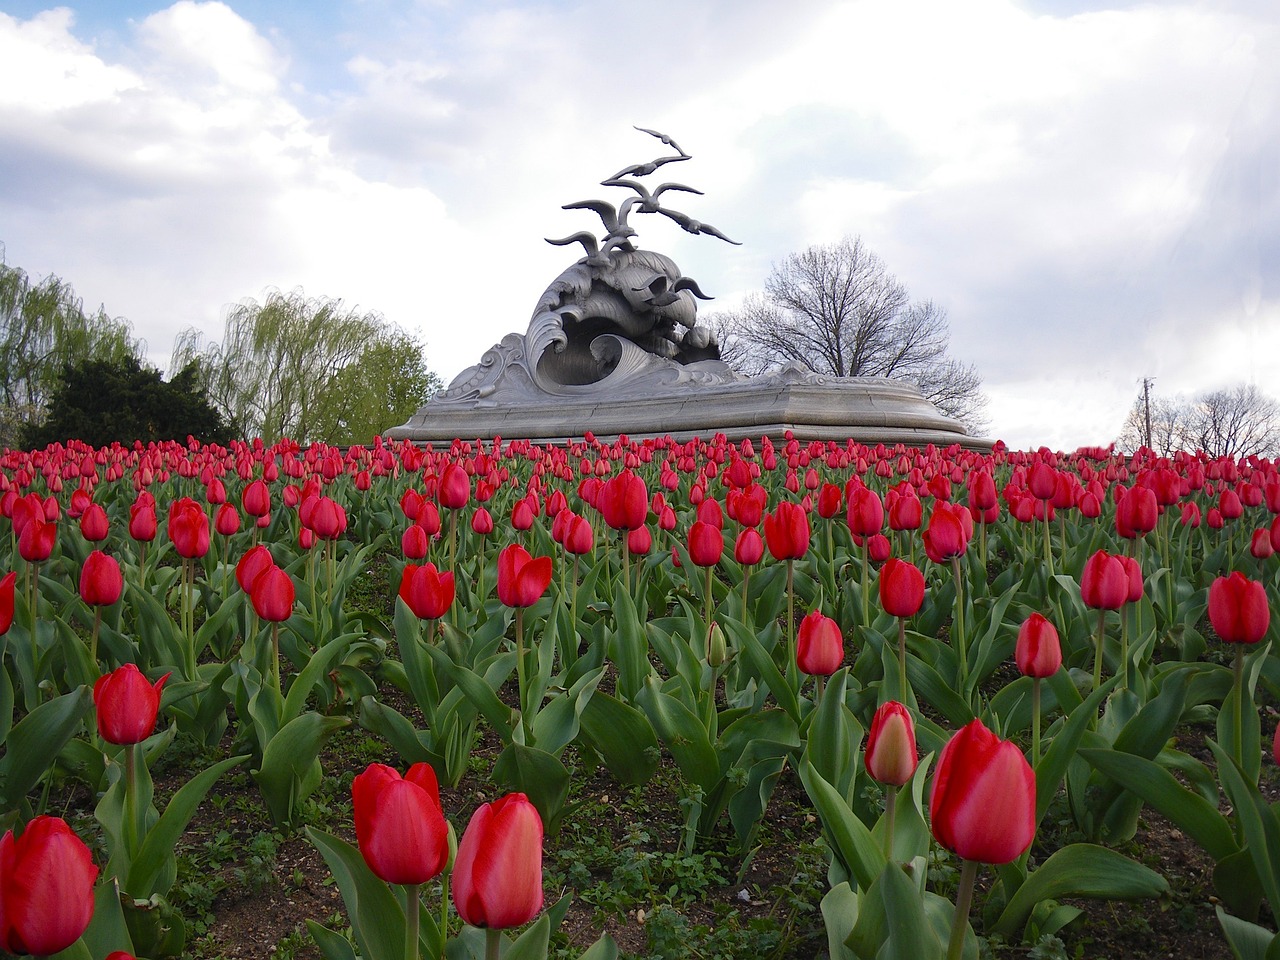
(282, 632, 357, 722)
(425, 645, 515, 743)
(1209, 739, 1280, 918)
(80, 877, 136, 959)
(0, 685, 93, 808)
(1079, 748, 1236, 861)
(1216, 905, 1280, 960)
(799, 759, 886, 892)
(635, 678, 720, 791)
(305, 827, 406, 960)
(723, 619, 801, 723)
(575, 933, 620, 960)
(305, 919, 359, 960)
(878, 859, 945, 960)
(127, 754, 248, 897)
(1035, 674, 1117, 825)
(503, 913, 551, 960)
(530, 666, 603, 755)
(578, 690, 659, 786)
(254, 713, 350, 827)
(820, 883, 862, 960)
(992, 843, 1169, 938)
(493, 743, 572, 836)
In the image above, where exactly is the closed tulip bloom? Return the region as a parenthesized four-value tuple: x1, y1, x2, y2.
(1208, 571, 1270, 644)
(0, 571, 14, 635)
(1115, 485, 1158, 538)
(864, 701, 918, 786)
(1119, 555, 1144, 603)
(167, 498, 209, 559)
(1080, 550, 1127, 610)
(79, 550, 123, 607)
(497, 544, 553, 607)
(968, 470, 997, 511)
(452, 793, 544, 929)
(846, 486, 884, 538)
(1220, 488, 1244, 520)
(129, 499, 158, 542)
(401, 522, 430, 560)
(696, 497, 723, 530)
(600, 470, 648, 531)
(1027, 461, 1056, 500)
(796, 610, 844, 676)
(235, 544, 275, 594)
(471, 507, 494, 535)
(214, 503, 241, 537)
(511, 497, 535, 531)
(79, 502, 109, 542)
(888, 493, 922, 531)
(93, 663, 170, 745)
(627, 525, 652, 556)
(563, 514, 594, 556)
(1180, 501, 1201, 528)
(726, 484, 767, 527)
(242, 479, 271, 517)
(817, 482, 843, 519)
(687, 520, 724, 567)
(18, 518, 56, 563)
(923, 502, 972, 563)
(399, 563, 456, 620)
(438, 463, 471, 510)
(763, 501, 810, 560)
(308, 497, 348, 540)
(879, 557, 925, 618)
(930, 719, 1035, 864)
(0, 815, 99, 956)
(1015, 613, 1062, 678)
(250, 565, 294, 622)
(867, 533, 892, 563)
(352, 763, 449, 885)
(734, 528, 764, 566)
(1251, 528, 1274, 560)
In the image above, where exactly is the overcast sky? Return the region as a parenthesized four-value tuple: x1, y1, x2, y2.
(2, 0, 1276, 451)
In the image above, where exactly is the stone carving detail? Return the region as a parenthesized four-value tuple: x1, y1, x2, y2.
(434, 128, 742, 406)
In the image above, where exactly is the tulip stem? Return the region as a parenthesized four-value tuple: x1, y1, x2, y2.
(272, 622, 282, 699)
(947, 859, 979, 960)
(1233, 643, 1245, 774)
(950, 557, 967, 686)
(883, 784, 897, 859)
(897, 617, 908, 703)
(125, 742, 142, 855)
(1031, 678, 1042, 768)
(703, 566, 714, 658)
(786, 559, 796, 685)
(741, 566, 750, 618)
(1093, 609, 1106, 691)
(1042, 513, 1054, 578)
(486, 927, 502, 960)
(515, 608, 527, 734)
(405, 882, 420, 960)
(91, 605, 101, 667)
(861, 542, 870, 626)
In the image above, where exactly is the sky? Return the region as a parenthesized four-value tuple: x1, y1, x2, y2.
(1, 0, 1277, 452)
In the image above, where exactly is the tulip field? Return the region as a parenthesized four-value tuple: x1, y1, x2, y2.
(3, 432, 1280, 959)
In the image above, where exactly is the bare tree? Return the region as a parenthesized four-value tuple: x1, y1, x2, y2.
(1116, 382, 1279, 458)
(711, 237, 988, 431)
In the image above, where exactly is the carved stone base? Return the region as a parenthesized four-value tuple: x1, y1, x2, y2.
(387, 334, 986, 449)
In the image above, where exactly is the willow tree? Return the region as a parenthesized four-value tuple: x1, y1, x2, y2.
(171, 289, 438, 443)
(0, 258, 143, 448)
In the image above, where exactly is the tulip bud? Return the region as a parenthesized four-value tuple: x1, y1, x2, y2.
(399, 563, 456, 620)
(94, 663, 170, 745)
(706, 621, 728, 667)
(1015, 613, 1061, 678)
(878, 558, 924, 618)
(352, 763, 449, 885)
(796, 610, 843, 676)
(864, 701, 917, 786)
(1208, 571, 1270, 644)
(0, 816, 99, 955)
(452, 793, 544, 929)
(496, 544, 552, 608)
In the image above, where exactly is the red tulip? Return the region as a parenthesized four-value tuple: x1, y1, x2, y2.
(129, 498, 158, 542)
(1220, 488, 1244, 521)
(696, 498, 723, 530)
(879, 558, 924, 618)
(1208, 572, 1270, 644)
(235, 545, 274, 594)
(402, 522, 430, 560)
(399, 563, 456, 620)
(214, 503, 241, 537)
(1080, 550, 1127, 610)
(968, 470, 997, 511)
(1250, 528, 1274, 560)
(79, 503, 109, 542)
(471, 507, 494, 535)
(167, 497, 209, 559)
(1015, 613, 1061, 678)
(1179, 501, 1201, 528)
(796, 610, 843, 676)
(867, 533, 891, 563)
(687, 521, 724, 567)
(0, 815, 99, 956)
(726, 484, 767, 527)
(308, 497, 348, 540)
(497, 544, 552, 608)
(17, 518, 56, 563)
(452, 793, 544, 929)
(887, 492, 922, 531)
(352, 763, 448, 885)
(627, 525, 652, 556)
(1115, 485, 1157, 538)
(250, 564, 294, 622)
(0, 571, 14, 635)
(563, 514, 594, 556)
(79, 550, 123, 607)
(242, 479, 271, 517)
(438, 462, 471, 510)
(600, 470, 648, 531)
(1119, 555, 1144, 603)
(922, 501, 972, 563)
(846, 486, 884, 538)
(734, 528, 764, 566)
(763, 501, 810, 560)
(817, 482, 843, 519)
(511, 497, 535, 531)
(93, 663, 170, 745)
(930, 718, 1035, 864)
(864, 701, 917, 786)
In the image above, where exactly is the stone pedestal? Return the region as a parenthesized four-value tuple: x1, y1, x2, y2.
(387, 332, 986, 449)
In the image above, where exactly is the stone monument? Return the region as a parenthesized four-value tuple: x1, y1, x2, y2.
(388, 129, 983, 448)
